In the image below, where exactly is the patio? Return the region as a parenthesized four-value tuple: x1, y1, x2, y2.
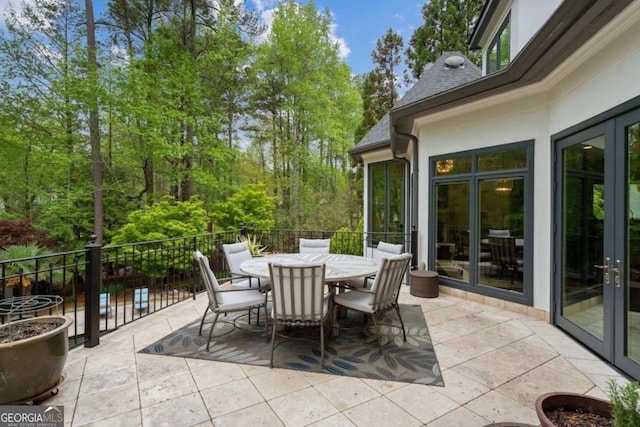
(50, 285, 626, 426)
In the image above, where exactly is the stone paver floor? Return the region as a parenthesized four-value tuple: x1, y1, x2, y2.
(51, 287, 628, 426)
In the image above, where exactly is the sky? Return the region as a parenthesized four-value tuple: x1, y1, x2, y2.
(0, 0, 425, 76)
(249, 0, 425, 75)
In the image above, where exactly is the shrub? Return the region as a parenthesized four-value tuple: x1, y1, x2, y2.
(608, 379, 640, 427)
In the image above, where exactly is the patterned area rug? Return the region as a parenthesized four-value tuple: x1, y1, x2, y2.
(140, 304, 443, 385)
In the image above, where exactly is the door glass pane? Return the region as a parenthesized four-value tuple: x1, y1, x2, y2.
(388, 162, 404, 233)
(369, 164, 385, 234)
(478, 177, 524, 292)
(435, 182, 469, 281)
(627, 122, 640, 362)
(562, 136, 604, 340)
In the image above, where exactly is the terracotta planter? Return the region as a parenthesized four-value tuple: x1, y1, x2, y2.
(0, 316, 72, 404)
(535, 392, 612, 427)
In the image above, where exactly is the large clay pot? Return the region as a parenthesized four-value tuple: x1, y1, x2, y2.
(0, 316, 72, 404)
(535, 392, 612, 427)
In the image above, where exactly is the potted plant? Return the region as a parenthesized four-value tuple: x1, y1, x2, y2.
(608, 379, 640, 426)
(534, 380, 640, 426)
(535, 392, 612, 426)
(0, 295, 72, 404)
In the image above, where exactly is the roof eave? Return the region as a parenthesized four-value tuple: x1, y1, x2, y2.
(469, 0, 500, 50)
(390, 0, 631, 143)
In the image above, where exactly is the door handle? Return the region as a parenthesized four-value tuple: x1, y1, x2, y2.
(593, 258, 611, 284)
(614, 259, 621, 288)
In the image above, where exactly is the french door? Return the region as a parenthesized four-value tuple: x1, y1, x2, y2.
(555, 108, 640, 378)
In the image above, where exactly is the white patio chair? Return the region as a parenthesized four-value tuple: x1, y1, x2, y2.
(99, 292, 112, 317)
(298, 238, 331, 254)
(220, 243, 270, 325)
(268, 263, 329, 368)
(346, 241, 404, 289)
(133, 287, 149, 312)
(333, 253, 412, 353)
(194, 252, 268, 351)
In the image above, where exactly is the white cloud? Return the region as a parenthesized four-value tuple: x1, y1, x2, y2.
(328, 22, 349, 60)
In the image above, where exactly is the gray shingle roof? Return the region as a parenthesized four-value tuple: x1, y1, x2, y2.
(393, 52, 481, 109)
(350, 52, 481, 155)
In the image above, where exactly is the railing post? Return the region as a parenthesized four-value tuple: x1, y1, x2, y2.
(241, 224, 248, 237)
(85, 234, 102, 348)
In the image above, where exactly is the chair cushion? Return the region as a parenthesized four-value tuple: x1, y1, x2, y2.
(223, 242, 252, 275)
(345, 277, 374, 289)
(334, 291, 374, 314)
(488, 229, 510, 237)
(375, 242, 403, 261)
(299, 238, 331, 254)
(220, 289, 265, 312)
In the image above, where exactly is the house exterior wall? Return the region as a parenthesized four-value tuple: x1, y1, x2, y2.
(479, 0, 561, 76)
(510, 0, 561, 62)
(413, 10, 640, 313)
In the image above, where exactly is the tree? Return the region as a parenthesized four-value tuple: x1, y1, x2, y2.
(406, 0, 483, 79)
(355, 28, 407, 142)
(109, 196, 207, 244)
(210, 183, 276, 230)
(249, 0, 361, 229)
(86, 0, 104, 244)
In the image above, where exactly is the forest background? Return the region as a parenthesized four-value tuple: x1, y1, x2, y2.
(0, 0, 482, 250)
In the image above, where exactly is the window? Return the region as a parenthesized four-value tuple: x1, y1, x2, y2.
(487, 13, 511, 74)
(431, 142, 533, 304)
(369, 161, 405, 244)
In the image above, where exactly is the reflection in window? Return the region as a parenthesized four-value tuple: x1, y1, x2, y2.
(477, 178, 524, 292)
(369, 161, 405, 245)
(431, 142, 532, 301)
(487, 13, 510, 74)
(435, 182, 469, 280)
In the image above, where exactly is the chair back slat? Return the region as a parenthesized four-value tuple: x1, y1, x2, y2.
(370, 254, 411, 310)
(269, 263, 326, 323)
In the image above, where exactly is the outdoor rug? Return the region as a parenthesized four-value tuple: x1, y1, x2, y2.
(139, 304, 443, 385)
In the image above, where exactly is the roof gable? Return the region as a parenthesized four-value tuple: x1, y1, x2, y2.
(350, 52, 481, 157)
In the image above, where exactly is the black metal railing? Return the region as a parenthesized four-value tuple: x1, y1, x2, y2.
(1, 229, 413, 349)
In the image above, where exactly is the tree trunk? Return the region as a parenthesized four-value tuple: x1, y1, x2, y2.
(85, 0, 103, 244)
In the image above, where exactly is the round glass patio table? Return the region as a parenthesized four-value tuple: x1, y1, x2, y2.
(239, 253, 380, 282)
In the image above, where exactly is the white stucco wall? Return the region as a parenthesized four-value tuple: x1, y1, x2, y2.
(412, 5, 640, 313)
(510, 0, 561, 60)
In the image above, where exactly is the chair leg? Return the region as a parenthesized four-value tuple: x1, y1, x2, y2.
(371, 313, 382, 353)
(270, 319, 278, 368)
(394, 305, 407, 341)
(199, 306, 210, 335)
(320, 322, 325, 369)
(207, 312, 220, 352)
(256, 307, 260, 326)
(264, 301, 269, 343)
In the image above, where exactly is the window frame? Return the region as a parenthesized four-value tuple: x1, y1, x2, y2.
(367, 160, 406, 247)
(429, 140, 534, 305)
(486, 12, 511, 74)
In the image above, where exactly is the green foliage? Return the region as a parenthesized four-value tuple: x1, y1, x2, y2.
(0, 244, 62, 287)
(406, 0, 483, 79)
(237, 234, 268, 256)
(110, 197, 207, 245)
(608, 379, 640, 427)
(330, 226, 363, 255)
(211, 183, 276, 231)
